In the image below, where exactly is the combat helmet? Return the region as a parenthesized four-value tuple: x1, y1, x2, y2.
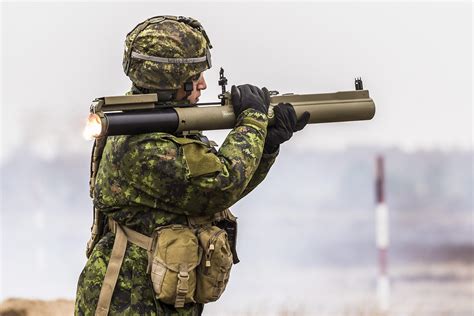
(123, 15, 212, 99)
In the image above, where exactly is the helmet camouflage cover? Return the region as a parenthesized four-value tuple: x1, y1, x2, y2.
(123, 16, 212, 90)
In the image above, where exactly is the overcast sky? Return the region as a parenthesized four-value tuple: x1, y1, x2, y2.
(0, 1, 472, 162)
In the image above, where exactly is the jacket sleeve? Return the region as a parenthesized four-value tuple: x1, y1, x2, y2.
(239, 149, 278, 198)
(110, 109, 268, 216)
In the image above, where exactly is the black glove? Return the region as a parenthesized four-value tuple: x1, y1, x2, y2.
(264, 103, 310, 154)
(231, 84, 270, 117)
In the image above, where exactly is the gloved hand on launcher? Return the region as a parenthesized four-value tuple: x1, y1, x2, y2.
(264, 103, 310, 154)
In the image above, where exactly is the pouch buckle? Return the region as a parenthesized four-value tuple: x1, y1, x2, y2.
(175, 269, 190, 307)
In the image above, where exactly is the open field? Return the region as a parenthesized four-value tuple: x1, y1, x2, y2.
(2, 255, 472, 316)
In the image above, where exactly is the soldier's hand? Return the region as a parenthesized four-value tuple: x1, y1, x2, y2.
(231, 84, 270, 118)
(264, 103, 310, 154)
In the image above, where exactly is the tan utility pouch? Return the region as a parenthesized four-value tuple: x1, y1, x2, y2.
(195, 225, 233, 303)
(149, 225, 202, 308)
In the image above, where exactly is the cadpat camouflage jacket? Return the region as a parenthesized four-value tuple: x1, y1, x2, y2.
(75, 108, 278, 315)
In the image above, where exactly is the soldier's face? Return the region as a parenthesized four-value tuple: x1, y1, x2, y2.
(176, 73, 207, 104)
(188, 73, 207, 104)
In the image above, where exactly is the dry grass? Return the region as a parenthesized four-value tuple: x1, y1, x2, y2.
(0, 299, 73, 316)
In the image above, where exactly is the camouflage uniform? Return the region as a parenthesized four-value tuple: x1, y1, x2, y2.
(75, 107, 278, 315)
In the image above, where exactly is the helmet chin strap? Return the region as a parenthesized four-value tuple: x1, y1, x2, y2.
(184, 81, 193, 98)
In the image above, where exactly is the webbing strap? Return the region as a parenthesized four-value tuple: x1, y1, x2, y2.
(95, 220, 154, 315)
(187, 209, 235, 226)
(95, 225, 128, 316)
(108, 218, 152, 250)
(86, 136, 108, 258)
(187, 210, 223, 226)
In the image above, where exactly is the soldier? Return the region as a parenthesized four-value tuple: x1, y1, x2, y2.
(75, 16, 309, 316)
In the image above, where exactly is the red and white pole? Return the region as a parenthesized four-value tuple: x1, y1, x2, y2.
(375, 155, 390, 311)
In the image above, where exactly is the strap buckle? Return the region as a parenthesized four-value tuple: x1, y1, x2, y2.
(175, 269, 190, 307)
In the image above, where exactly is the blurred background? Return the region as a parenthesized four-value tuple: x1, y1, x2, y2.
(1, 1, 472, 315)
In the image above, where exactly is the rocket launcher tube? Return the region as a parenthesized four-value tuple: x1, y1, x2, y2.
(85, 89, 375, 138)
(269, 90, 375, 124)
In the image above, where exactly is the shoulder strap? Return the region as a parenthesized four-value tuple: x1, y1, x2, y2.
(86, 136, 108, 258)
(95, 219, 153, 315)
(89, 136, 108, 198)
(95, 224, 128, 316)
